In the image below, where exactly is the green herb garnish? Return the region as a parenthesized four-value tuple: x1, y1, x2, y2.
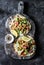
(24, 50, 28, 54)
(29, 39, 33, 43)
(16, 29, 20, 34)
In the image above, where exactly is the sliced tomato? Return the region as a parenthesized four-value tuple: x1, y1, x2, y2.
(23, 45, 28, 49)
(21, 51, 26, 56)
(14, 21, 19, 27)
(26, 26, 29, 30)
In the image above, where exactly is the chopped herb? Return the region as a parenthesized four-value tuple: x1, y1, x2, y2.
(16, 29, 20, 34)
(18, 47, 22, 51)
(16, 18, 19, 21)
(22, 19, 27, 24)
(20, 18, 27, 25)
(24, 50, 28, 54)
(29, 39, 33, 43)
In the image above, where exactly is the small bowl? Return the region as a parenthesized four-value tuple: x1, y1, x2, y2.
(5, 34, 14, 44)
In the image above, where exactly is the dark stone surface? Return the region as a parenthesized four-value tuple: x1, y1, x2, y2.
(0, 0, 44, 65)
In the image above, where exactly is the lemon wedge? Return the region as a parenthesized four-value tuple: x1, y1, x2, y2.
(10, 30, 18, 37)
(21, 36, 31, 42)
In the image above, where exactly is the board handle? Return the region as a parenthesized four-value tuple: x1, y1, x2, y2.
(18, 1, 24, 14)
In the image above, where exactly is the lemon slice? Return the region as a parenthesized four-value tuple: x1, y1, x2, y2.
(10, 30, 18, 37)
(21, 36, 31, 42)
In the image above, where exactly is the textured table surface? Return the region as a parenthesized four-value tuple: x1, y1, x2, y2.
(0, 0, 44, 65)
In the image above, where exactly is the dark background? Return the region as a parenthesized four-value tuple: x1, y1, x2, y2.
(0, 0, 44, 65)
